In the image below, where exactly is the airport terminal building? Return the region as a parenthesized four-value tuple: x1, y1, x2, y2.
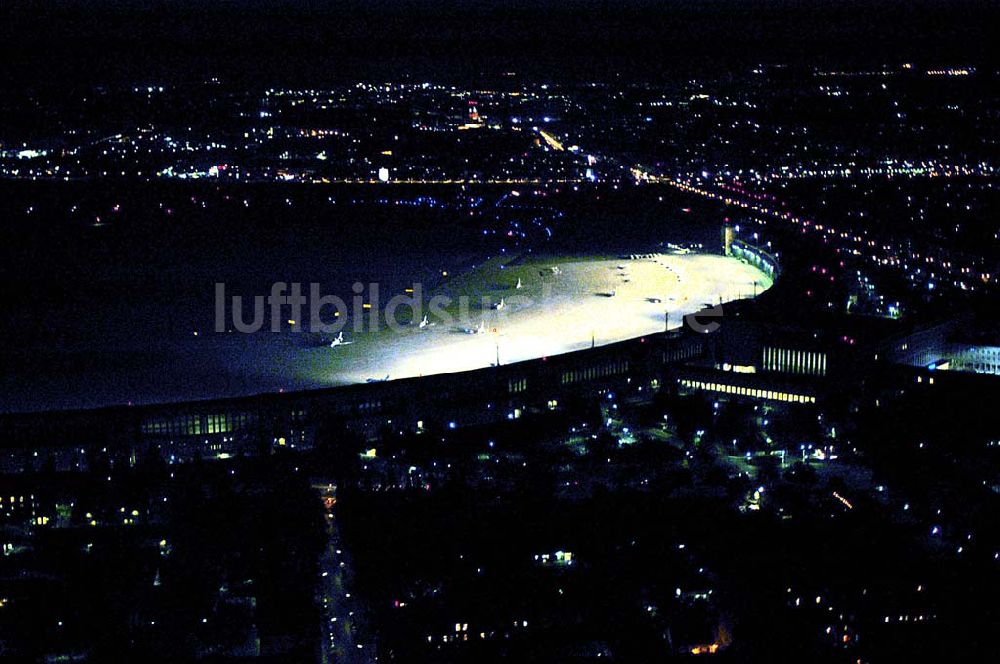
(4, 240, 986, 474)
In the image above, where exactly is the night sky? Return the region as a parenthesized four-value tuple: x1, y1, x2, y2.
(3, 1, 998, 87)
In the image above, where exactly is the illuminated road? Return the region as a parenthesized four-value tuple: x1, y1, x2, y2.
(319, 508, 372, 664)
(537, 129, 565, 151)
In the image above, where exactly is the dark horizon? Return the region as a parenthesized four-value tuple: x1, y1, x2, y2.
(3, 0, 998, 88)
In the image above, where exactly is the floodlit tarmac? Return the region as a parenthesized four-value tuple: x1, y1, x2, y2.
(289, 252, 772, 386)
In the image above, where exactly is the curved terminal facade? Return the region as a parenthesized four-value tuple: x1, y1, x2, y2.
(1, 247, 792, 470)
